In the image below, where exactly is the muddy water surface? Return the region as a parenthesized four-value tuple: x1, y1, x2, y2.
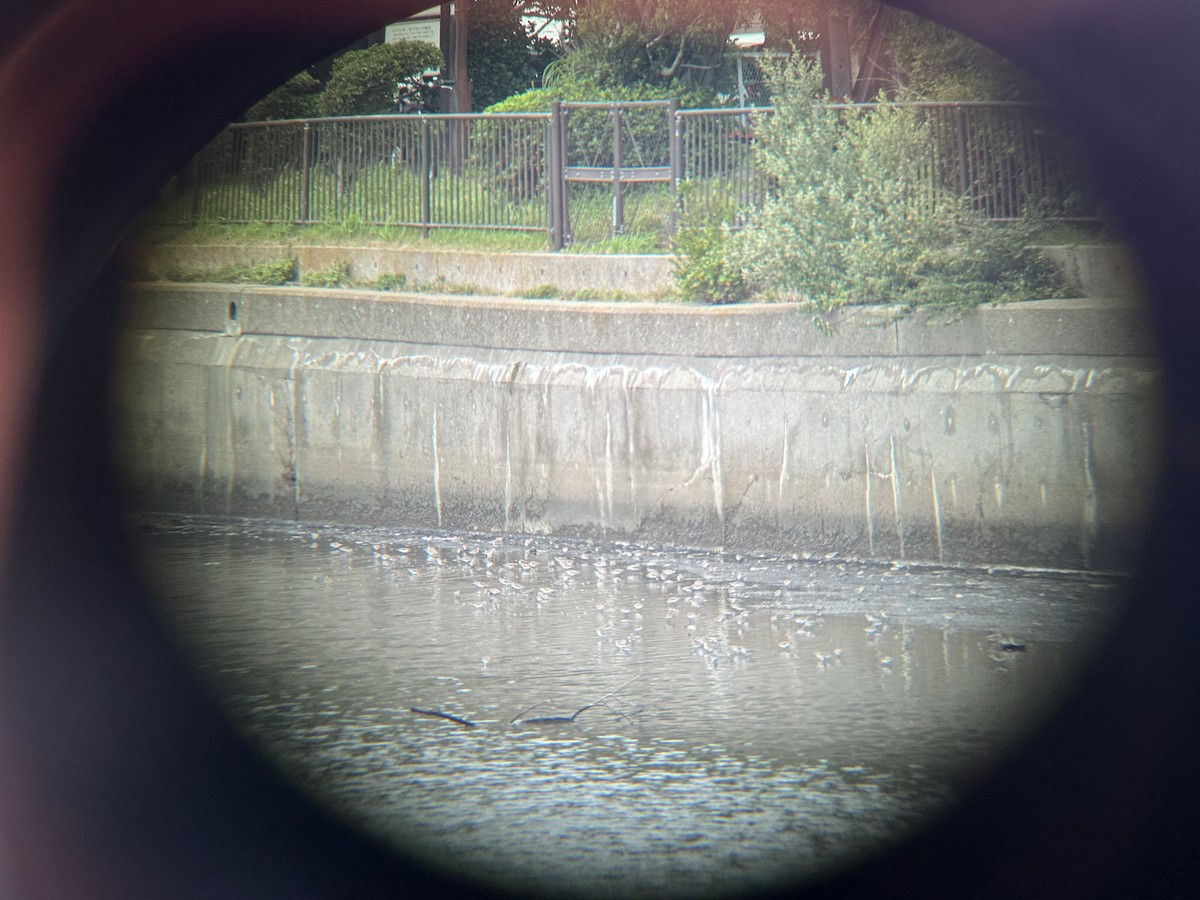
(132, 515, 1121, 898)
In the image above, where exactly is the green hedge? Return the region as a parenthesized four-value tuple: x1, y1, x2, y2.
(320, 41, 443, 117)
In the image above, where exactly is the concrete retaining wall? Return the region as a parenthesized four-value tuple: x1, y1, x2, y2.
(112, 283, 1163, 569)
(131, 242, 1141, 301)
(133, 244, 677, 297)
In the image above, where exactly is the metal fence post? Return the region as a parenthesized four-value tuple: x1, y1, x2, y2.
(668, 98, 682, 235)
(299, 121, 312, 224)
(612, 104, 624, 236)
(420, 117, 432, 238)
(549, 101, 565, 250)
(562, 106, 573, 245)
(955, 106, 970, 199)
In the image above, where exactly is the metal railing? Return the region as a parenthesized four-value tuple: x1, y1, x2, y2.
(676, 102, 1095, 227)
(162, 113, 551, 235)
(152, 101, 1096, 249)
(881, 101, 1088, 220)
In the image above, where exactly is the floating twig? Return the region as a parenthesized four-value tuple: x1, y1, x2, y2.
(410, 707, 477, 728)
(610, 704, 646, 722)
(510, 675, 641, 726)
(520, 713, 586, 725)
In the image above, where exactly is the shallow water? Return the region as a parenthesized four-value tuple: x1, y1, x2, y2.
(131, 515, 1121, 898)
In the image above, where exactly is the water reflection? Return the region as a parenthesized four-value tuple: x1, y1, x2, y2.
(133, 515, 1120, 898)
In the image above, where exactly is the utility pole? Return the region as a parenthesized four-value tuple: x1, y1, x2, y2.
(456, 1, 471, 113)
(438, 2, 472, 113)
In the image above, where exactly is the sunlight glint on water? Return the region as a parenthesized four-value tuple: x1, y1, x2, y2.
(134, 515, 1117, 897)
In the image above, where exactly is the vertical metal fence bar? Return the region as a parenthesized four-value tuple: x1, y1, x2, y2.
(549, 102, 565, 249)
(562, 107, 572, 245)
(299, 122, 311, 224)
(954, 106, 970, 201)
(420, 117, 431, 236)
(668, 98, 682, 234)
(428, 119, 440, 229)
(611, 104, 624, 236)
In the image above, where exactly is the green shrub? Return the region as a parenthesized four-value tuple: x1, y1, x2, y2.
(321, 41, 443, 117)
(673, 223, 748, 303)
(244, 71, 322, 121)
(730, 57, 1062, 314)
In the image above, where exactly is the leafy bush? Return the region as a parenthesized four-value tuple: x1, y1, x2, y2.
(244, 71, 322, 121)
(673, 223, 747, 303)
(320, 41, 443, 117)
(729, 57, 1062, 313)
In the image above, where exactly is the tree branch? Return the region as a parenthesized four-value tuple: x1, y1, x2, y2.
(659, 30, 689, 79)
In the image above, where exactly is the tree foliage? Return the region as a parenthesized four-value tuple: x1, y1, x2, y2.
(319, 40, 443, 117)
(887, 10, 1044, 101)
(546, 0, 738, 91)
(537, 0, 1035, 103)
(242, 1, 1042, 121)
(467, 0, 545, 110)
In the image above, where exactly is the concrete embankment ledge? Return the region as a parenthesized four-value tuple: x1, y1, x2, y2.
(113, 283, 1162, 570)
(133, 241, 1147, 301)
(134, 243, 678, 297)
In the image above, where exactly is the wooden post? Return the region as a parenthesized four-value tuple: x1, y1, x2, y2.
(822, 13, 853, 100)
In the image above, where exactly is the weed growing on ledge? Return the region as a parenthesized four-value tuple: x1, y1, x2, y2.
(300, 260, 351, 288)
(411, 276, 479, 295)
(152, 256, 298, 285)
(365, 272, 408, 291)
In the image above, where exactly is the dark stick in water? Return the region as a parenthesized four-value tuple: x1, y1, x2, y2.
(510, 675, 641, 726)
(410, 707, 477, 728)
